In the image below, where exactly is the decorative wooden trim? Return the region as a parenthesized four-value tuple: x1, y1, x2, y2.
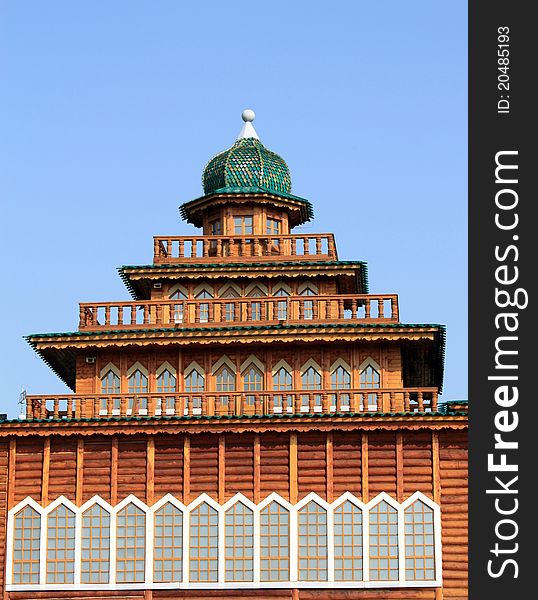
(183, 435, 190, 505)
(146, 437, 155, 505)
(432, 431, 441, 503)
(290, 432, 298, 504)
(253, 434, 261, 504)
(326, 432, 333, 503)
(292, 588, 299, 600)
(361, 432, 369, 502)
(110, 437, 118, 506)
(41, 438, 50, 506)
(396, 432, 404, 503)
(435, 587, 444, 600)
(7, 438, 16, 510)
(76, 437, 84, 506)
(218, 434, 225, 503)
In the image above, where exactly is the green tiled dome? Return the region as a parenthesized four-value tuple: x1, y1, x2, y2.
(203, 138, 292, 196)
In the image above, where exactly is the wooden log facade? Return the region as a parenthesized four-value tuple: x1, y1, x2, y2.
(0, 113, 468, 599)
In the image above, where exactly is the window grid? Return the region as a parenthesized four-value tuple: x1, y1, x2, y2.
(170, 289, 187, 322)
(185, 369, 204, 410)
(128, 370, 148, 394)
(266, 218, 281, 236)
(234, 215, 253, 235)
(46, 505, 76, 584)
(154, 503, 183, 583)
(405, 501, 435, 581)
(330, 366, 351, 408)
(116, 505, 145, 583)
(13, 506, 41, 584)
(225, 503, 254, 582)
(360, 364, 380, 409)
(189, 503, 219, 582)
(273, 367, 292, 408)
(298, 502, 327, 581)
(369, 501, 399, 581)
(156, 369, 177, 393)
(260, 502, 290, 582)
(101, 370, 120, 394)
(302, 366, 322, 408)
(334, 501, 362, 581)
(81, 505, 110, 584)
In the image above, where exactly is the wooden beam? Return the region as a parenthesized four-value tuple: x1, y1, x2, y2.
(326, 431, 333, 503)
(7, 438, 16, 510)
(361, 431, 369, 502)
(218, 434, 225, 503)
(396, 432, 404, 502)
(147, 436, 155, 505)
(432, 431, 441, 502)
(290, 432, 298, 504)
(253, 434, 261, 504)
(111, 437, 118, 506)
(76, 437, 84, 506)
(183, 435, 190, 505)
(41, 437, 50, 506)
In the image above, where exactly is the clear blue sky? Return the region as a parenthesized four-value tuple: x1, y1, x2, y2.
(0, 1, 467, 417)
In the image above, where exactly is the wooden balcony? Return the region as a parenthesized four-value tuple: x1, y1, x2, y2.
(153, 233, 337, 263)
(78, 294, 399, 331)
(24, 388, 439, 421)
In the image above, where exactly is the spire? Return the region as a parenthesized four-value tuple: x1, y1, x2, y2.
(237, 108, 260, 140)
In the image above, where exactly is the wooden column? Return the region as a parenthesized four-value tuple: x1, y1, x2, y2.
(111, 437, 118, 506)
(41, 438, 50, 506)
(432, 431, 441, 502)
(147, 437, 155, 505)
(396, 432, 404, 502)
(7, 438, 16, 510)
(183, 435, 191, 505)
(76, 437, 84, 506)
(253, 434, 261, 504)
(361, 432, 369, 502)
(326, 432, 333, 502)
(218, 435, 226, 503)
(290, 433, 298, 504)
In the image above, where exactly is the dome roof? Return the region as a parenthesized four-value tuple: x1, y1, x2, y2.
(202, 137, 292, 196)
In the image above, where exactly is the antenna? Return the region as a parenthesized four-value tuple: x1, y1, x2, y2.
(18, 387, 27, 419)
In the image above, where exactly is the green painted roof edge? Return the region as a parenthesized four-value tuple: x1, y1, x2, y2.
(437, 325, 446, 394)
(179, 186, 314, 222)
(0, 410, 468, 425)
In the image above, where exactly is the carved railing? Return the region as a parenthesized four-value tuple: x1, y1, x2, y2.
(79, 294, 399, 330)
(153, 233, 337, 263)
(24, 388, 439, 420)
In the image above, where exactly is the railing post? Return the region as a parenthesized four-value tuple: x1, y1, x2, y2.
(321, 393, 329, 413)
(432, 391, 438, 411)
(390, 392, 396, 412)
(417, 391, 424, 412)
(294, 393, 301, 414)
(376, 392, 382, 412)
(391, 297, 399, 321)
(316, 236, 322, 255)
(254, 394, 262, 415)
(365, 298, 371, 320)
(201, 395, 208, 415)
(404, 392, 410, 411)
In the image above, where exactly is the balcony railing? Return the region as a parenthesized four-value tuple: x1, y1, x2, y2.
(24, 388, 439, 420)
(78, 294, 399, 330)
(153, 233, 337, 263)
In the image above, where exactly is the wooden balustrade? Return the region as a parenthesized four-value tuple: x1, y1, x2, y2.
(153, 234, 338, 263)
(78, 294, 399, 330)
(24, 387, 439, 420)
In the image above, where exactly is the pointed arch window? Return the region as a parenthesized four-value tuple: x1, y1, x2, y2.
(334, 500, 363, 581)
(299, 286, 317, 320)
(101, 369, 120, 394)
(185, 368, 205, 411)
(170, 287, 187, 323)
(220, 286, 240, 321)
(360, 362, 381, 410)
(301, 365, 322, 409)
(195, 287, 213, 323)
(273, 366, 293, 410)
(189, 502, 218, 582)
(156, 369, 176, 393)
(46, 504, 76, 584)
(225, 502, 254, 582)
(243, 365, 263, 406)
(330, 364, 351, 409)
(274, 287, 290, 320)
(128, 369, 148, 394)
(247, 286, 266, 320)
(260, 501, 290, 582)
(81, 504, 110, 584)
(369, 500, 399, 581)
(12, 506, 41, 584)
(298, 501, 328, 581)
(154, 503, 183, 583)
(116, 504, 145, 583)
(404, 500, 435, 581)
(215, 365, 235, 407)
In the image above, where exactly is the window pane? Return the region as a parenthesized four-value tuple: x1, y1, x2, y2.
(157, 369, 177, 393)
(46, 505, 75, 584)
(298, 501, 327, 581)
(128, 369, 148, 394)
(116, 505, 145, 583)
(13, 506, 41, 584)
(260, 502, 289, 581)
(369, 501, 399, 581)
(189, 503, 218, 582)
(101, 369, 120, 394)
(81, 505, 110, 583)
(334, 501, 362, 581)
(225, 503, 254, 582)
(154, 503, 183, 583)
(405, 501, 436, 581)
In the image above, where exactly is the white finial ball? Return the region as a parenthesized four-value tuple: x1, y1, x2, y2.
(242, 109, 255, 122)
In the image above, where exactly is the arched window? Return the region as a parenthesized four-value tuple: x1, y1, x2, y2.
(81, 504, 110, 584)
(404, 500, 435, 581)
(260, 501, 290, 582)
(154, 503, 183, 583)
(301, 365, 322, 409)
(330, 364, 351, 410)
(299, 286, 317, 320)
(12, 506, 41, 584)
(116, 504, 145, 583)
(243, 365, 263, 406)
(216, 365, 235, 407)
(46, 505, 76, 584)
(195, 287, 213, 323)
(360, 362, 381, 410)
(369, 500, 398, 581)
(298, 501, 328, 581)
(274, 287, 290, 320)
(220, 286, 240, 321)
(225, 502, 254, 582)
(156, 369, 176, 393)
(247, 286, 266, 321)
(273, 366, 293, 410)
(170, 287, 187, 323)
(189, 502, 218, 582)
(101, 369, 120, 394)
(128, 369, 148, 394)
(334, 500, 363, 581)
(185, 367, 205, 411)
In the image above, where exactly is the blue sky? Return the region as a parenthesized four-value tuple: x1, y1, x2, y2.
(0, 1, 467, 416)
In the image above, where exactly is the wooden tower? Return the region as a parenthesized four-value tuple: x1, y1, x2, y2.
(0, 110, 468, 600)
